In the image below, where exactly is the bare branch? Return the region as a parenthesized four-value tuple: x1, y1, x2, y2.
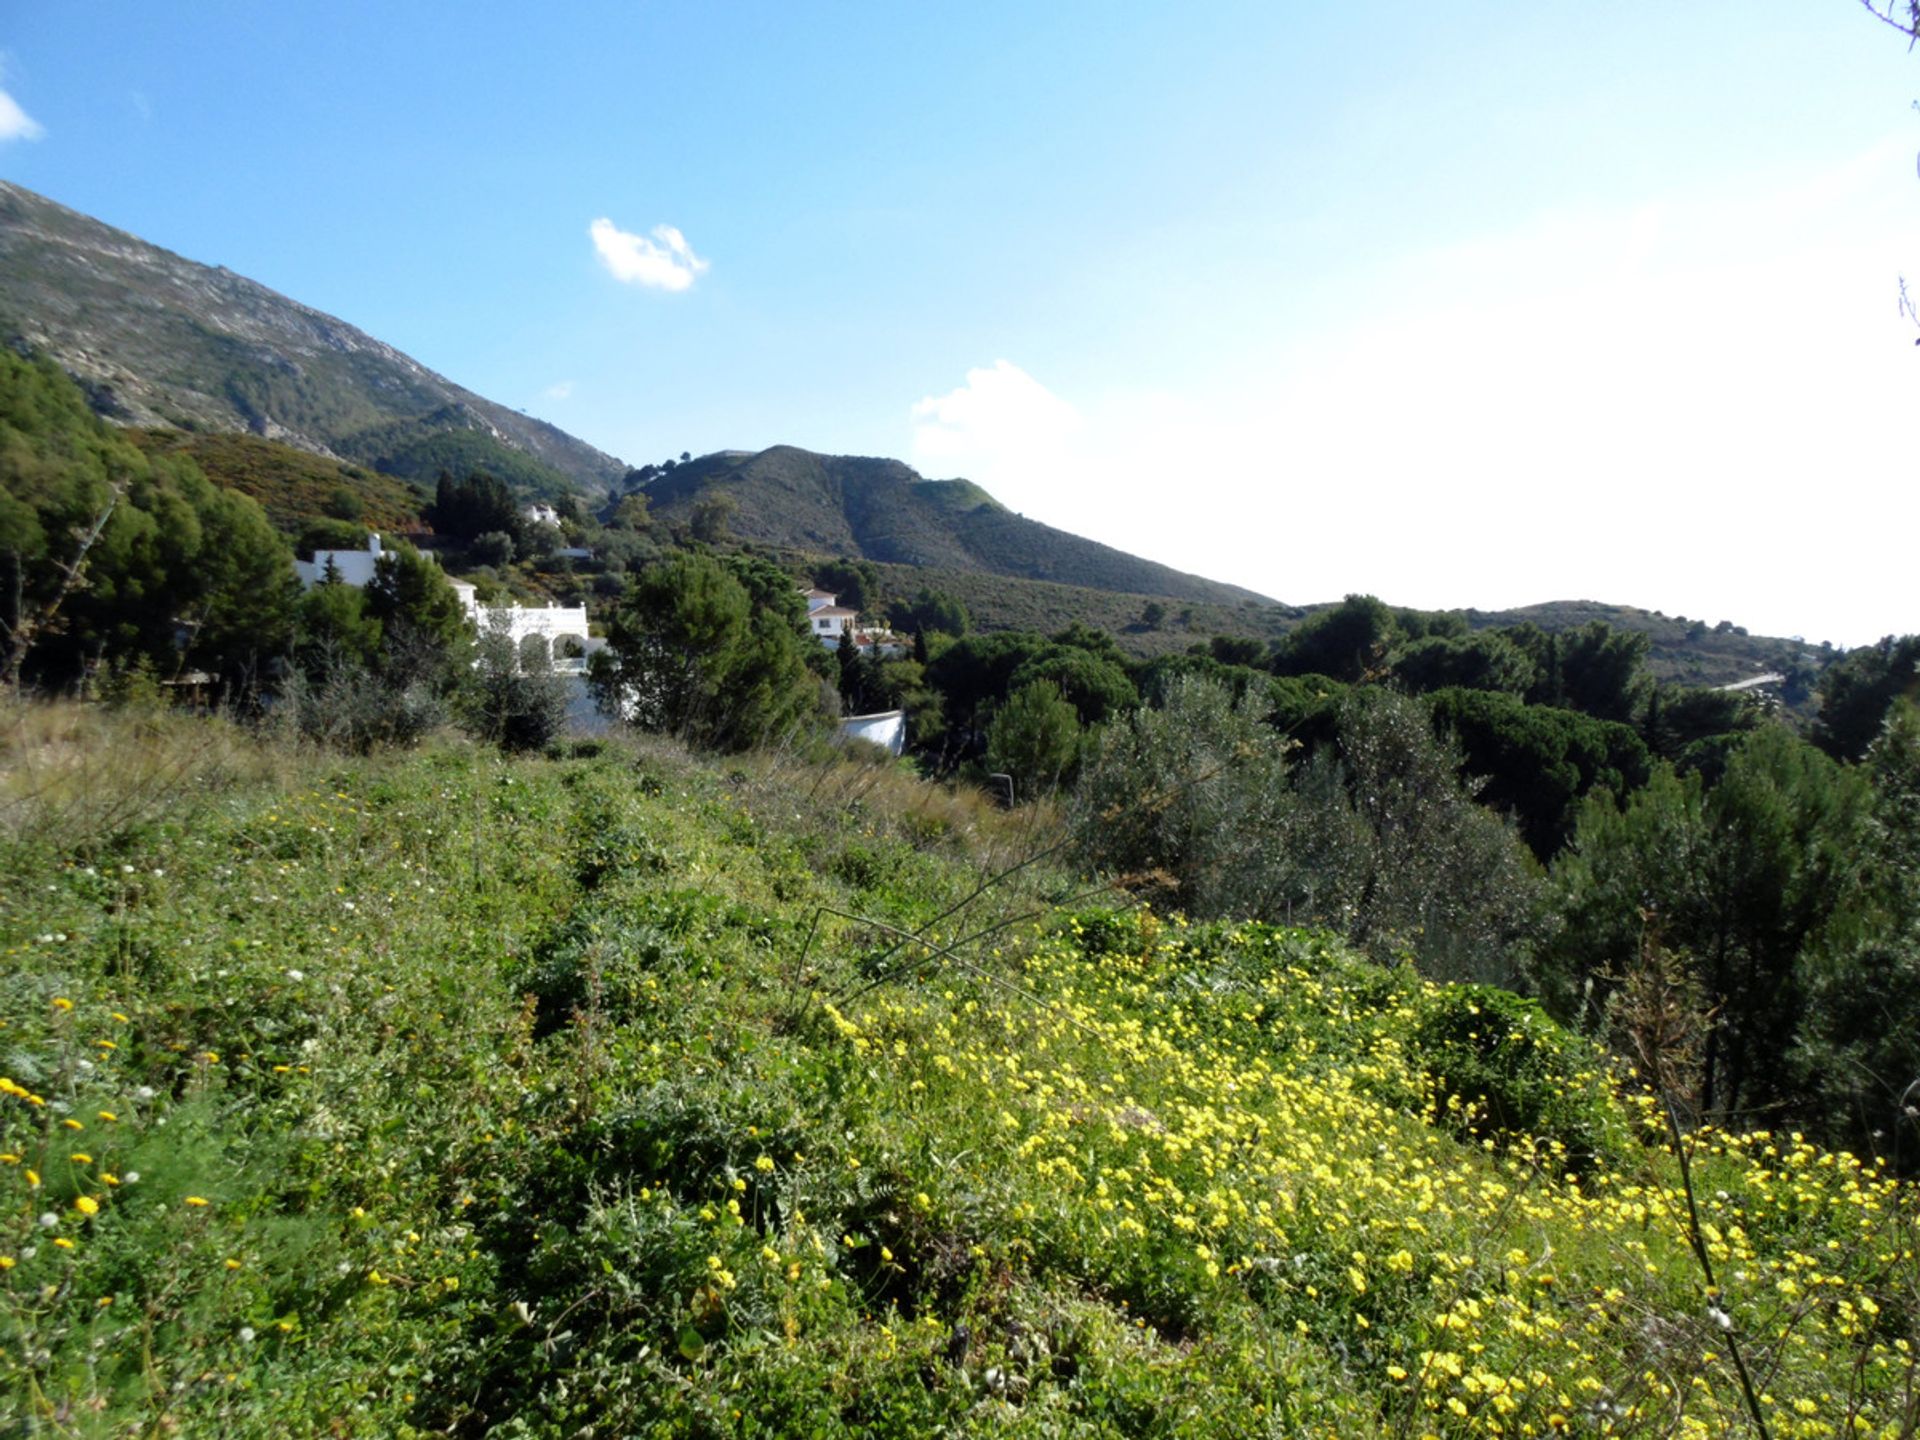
(1861, 0, 1920, 46)
(2, 483, 122, 689)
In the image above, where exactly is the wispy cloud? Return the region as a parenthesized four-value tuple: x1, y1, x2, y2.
(542, 379, 575, 401)
(130, 90, 152, 123)
(588, 217, 709, 291)
(0, 87, 44, 143)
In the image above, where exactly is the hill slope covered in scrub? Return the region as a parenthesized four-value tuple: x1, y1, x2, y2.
(642, 446, 1278, 607)
(123, 428, 428, 536)
(1466, 599, 1830, 693)
(0, 709, 1912, 1436)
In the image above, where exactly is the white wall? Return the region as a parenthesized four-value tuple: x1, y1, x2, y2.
(293, 534, 384, 588)
(837, 710, 906, 756)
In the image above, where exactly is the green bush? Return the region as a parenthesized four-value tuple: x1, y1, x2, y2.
(1410, 984, 1626, 1173)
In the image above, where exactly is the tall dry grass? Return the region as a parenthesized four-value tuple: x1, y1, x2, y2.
(736, 733, 1068, 880)
(0, 697, 302, 862)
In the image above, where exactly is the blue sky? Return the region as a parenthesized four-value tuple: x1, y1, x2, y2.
(2, 2, 1916, 646)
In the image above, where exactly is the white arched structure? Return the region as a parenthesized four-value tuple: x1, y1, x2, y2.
(291, 536, 595, 676)
(460, 590, 592, 674)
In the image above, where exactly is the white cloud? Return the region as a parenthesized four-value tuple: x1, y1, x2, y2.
(588, 217, 709, 291)
(0, 87, 43, 143)
(910, 361, 1082, 507)
(542, 379, 574, 401)
(900, 143, 1919, 648)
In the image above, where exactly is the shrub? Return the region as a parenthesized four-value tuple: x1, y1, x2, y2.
(274, 655, 445, 753)
(1410, 984, 1626, 1172)
(458, 626, 570, 754)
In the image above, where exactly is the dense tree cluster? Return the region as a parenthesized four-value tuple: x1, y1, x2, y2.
(1, 352, 295, 693)
(0, 356, 558, 751)
(428, 470, 523, 545)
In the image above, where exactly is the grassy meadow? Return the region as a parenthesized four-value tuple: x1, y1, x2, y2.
(0, 704, 1915, 1437)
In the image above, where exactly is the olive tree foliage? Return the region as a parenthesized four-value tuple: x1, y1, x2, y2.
(274, 624, 451, 754)
(1333, 688, 1545, 983)
(1071, 676, 1311, 919)
(1072, 678, 1541, 982)
(457, 611, 570, 754)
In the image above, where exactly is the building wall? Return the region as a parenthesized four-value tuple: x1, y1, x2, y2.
(293, 535, 385, 588)
(474, 604, 593, 673)
(837, 710, 906, 755)
(294, 537, 593, 674)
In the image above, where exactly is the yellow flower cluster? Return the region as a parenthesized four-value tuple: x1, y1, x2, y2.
(817, 915, 1917, 1436)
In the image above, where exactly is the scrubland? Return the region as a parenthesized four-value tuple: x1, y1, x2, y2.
(0, 705, 1914, 1437)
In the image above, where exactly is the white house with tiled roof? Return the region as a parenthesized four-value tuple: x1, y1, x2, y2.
(800, 587, 856, 642)
(798, 585, 909, 656)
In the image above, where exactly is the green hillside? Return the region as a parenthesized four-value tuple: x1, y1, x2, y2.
(643, 447, 1277, 607)
(1465, 600, 1830, 696)
(861, 561, 1297, 657)
(125, 429, 427, 535)
(1, 711, 1912, 1436)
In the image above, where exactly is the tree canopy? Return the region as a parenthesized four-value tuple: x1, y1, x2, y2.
(1, 351, 295, 692)
(596, 552, 826, 752)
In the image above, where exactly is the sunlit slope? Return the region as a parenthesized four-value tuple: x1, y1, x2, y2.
(0, 180, 625, 497)
(0, 729, 1910, 1436)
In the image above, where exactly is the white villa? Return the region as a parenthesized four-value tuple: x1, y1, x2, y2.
(294, 534, 596, 674)
(293, 532, 388, 589)
(800, 586, 906, 656)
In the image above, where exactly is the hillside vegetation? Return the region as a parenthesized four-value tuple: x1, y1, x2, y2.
(862, 562, 1296, 660)
(1467, 601, 1830, 698)
(1, 707, 1915, 1437)
(0, 185, 1838, 686)
(638, 448, 1275, 607)
(125, 430, 428, 535)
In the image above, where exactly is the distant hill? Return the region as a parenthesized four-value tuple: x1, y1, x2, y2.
(1463, 599, 1830, 693)
(844, 569, 1827, 687)
(0, 180, 625, 498)
(0, 181, 1847, 691)
(853, 561, 1292, 657)
(643, 446, 1277, 608)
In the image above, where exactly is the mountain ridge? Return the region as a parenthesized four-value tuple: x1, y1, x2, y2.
(640, 444, 1279, 608)
(0, 179, 626, 495)
(0, 181, 1845, 675)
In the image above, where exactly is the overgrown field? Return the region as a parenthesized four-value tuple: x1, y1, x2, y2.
(1, 711, 1915, 1437)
